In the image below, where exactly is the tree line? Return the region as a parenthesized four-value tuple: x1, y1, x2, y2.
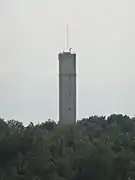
(0, 114, 135, 180)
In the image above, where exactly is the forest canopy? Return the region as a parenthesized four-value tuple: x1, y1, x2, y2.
(0, 114, 135, 180)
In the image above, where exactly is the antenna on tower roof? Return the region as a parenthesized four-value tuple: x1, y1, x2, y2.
(66, 24, 69, 52)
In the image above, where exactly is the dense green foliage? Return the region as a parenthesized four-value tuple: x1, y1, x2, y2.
(0, 114, 135, 180)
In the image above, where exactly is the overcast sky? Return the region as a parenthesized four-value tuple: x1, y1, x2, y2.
(0, 0, 135, 125)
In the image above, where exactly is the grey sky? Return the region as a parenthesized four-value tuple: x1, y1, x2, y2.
(0, 0, 135, 125)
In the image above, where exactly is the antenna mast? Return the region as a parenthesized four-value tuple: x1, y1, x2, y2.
(66, 24, 69, 52)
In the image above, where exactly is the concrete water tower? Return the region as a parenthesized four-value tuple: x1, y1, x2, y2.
(58, 48, 76, 124)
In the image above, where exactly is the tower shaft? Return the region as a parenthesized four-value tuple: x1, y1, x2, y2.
(58, 52, 76, 124)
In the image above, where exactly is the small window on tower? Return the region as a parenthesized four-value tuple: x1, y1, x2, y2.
(69, 92, 72, 95)
(69, 108, 71, 110)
